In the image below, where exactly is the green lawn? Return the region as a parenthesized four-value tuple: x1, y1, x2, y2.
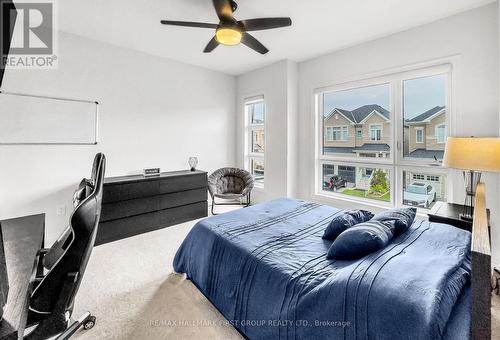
(341, 188, 391, 202)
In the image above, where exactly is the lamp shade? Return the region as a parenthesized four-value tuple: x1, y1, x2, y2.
(443, 137, 500, 172)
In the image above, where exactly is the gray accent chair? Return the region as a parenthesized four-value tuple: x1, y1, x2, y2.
(208, 167, 254, 215)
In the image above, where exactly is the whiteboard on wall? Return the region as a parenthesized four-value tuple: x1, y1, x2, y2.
(0, 91, 99, 145)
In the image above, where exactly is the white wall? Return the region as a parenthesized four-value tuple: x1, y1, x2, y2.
(0, 31, 236, 243)
(236, 4, 500, 265)
(296, 4, 499, 263)
(236, 60, 298, 202)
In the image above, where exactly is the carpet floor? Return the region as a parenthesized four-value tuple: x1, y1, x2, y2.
(71, 209, 500, 339)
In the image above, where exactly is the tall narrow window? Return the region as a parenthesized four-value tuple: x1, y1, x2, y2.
(403, 73, 447, 160)
(415, 128, 424, 144)
(316, 64, 451, 209)
(370, 124, 382, 141)
(436, 124, 446, 144)
(245, 97, 265, 187)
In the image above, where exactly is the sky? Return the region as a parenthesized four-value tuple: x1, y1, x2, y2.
(323, 74, 446, 119)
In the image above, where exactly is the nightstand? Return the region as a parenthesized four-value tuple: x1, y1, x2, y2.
(428, 203, 490, 233)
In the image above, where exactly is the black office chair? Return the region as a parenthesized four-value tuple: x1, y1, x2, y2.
(24, 153, 106, 340)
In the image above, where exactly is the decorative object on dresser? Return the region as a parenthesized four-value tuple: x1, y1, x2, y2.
(188, 157, 198, 171)
(443, 137, 500, 221)
(96, 170, 208, 245)
(143, 168, 161, 177)
(428, 202, 490, 234)
(208, 167, 254, 215)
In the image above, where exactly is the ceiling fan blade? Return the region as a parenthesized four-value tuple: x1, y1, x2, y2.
(241, 33, 269, 54)
(160, 20, 218, 29)
(238, 17, 292, 31)
(203, 37, 219, 53)
(212, 0, 234, 22)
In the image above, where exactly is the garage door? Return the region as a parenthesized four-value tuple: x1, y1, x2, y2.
(338, 166, 356, 184)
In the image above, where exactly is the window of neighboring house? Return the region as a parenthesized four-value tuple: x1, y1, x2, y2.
(436, 124, 446, 144)
(370, 124, 382, 141)
(415, 128, 424, 143)
(326, 127, 334, 141)
(315, 63, 451, 209)
(334, 126, 348, 141)
(245, 97, 265, 187)
(325, 126, 348, 141)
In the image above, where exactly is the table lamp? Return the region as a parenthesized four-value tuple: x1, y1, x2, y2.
(443, 137, 500, 221)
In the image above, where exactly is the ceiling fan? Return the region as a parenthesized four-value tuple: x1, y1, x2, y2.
(160, 0, 292, 54)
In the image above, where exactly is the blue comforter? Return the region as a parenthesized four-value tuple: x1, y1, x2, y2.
(174, 198, 471, 340)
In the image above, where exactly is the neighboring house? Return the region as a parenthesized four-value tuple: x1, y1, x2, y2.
(404, 106, 446, 159)
(403, 171, 447, 200)
(323, 104, 390, 158)
(323, 105, 446, 202)
(323, 164, 389, 192)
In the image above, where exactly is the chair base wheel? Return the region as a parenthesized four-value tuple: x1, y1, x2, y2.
(83, 315, 96, 330)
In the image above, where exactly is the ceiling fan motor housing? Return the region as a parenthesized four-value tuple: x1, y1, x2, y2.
(230, 0, 238, 12)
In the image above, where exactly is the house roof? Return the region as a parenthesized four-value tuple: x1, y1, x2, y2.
(407, 148, 444, 160)
(326, 104, 390, 124)
(406, 106, 445, 123)
(324, 143, 390, 155)
(352, 143, 390, 152)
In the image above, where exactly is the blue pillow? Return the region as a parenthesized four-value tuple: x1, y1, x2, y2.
(371, 207, 416, 235)
(322, 209, 374, 240)
(327, 221, 394, 260)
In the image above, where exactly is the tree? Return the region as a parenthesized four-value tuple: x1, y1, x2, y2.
(369, 170, 389, 195)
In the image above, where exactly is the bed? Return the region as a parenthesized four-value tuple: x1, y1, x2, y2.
(174, 187, 491, 340)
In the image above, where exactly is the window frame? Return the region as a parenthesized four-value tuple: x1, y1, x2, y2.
(314, 63, 453, 211)
(244, 96, 266, 188)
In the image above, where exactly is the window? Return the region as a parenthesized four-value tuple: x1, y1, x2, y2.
(321, 162, 391, 203)
(326, 127, 347, 141)
(316, 64, 451, 208)
(245, 97, 265, 187)
(326, 127, 334, 141)
(322, 83, 391, 158)
(436, 124, 446, 144)
(403, 73, 447, 160)
(415, 128, 424, 143)
(412, 174, 425, 180)
(370, 124, 382, 141)
(403, 170, 447, 209)
(326, 126, 348, 141)
(251, 158, 265, 185)
(252, 130, 264, 153)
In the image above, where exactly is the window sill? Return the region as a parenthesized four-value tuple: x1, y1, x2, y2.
(312, 192, 390, 211)
(253, 185, 265, 191)
(312, 192, 441, 219)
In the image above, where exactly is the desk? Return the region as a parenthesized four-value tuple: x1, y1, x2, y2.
(0, 214, 45, 340)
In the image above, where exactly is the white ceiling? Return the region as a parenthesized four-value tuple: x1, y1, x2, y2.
(56, 0, 495, 75)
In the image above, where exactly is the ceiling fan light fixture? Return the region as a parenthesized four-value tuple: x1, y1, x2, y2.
(215, 27, 242, 46)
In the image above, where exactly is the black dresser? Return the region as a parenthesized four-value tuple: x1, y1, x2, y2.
(96, 170, 208, 245)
